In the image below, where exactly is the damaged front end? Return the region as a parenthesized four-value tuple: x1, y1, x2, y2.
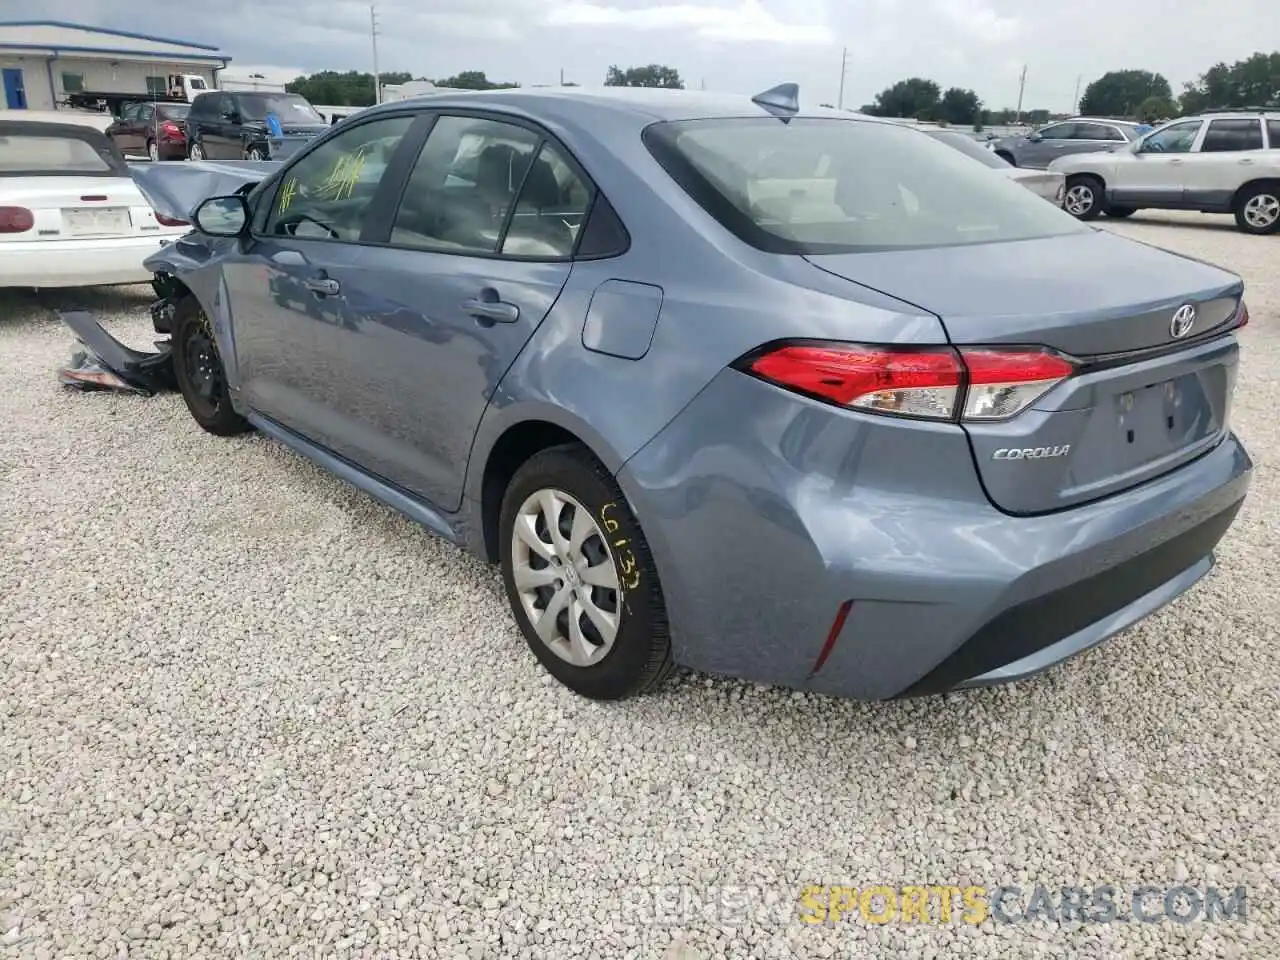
(57, 160, 277, 395)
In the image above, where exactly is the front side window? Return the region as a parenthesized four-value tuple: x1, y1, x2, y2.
(1200, 118, 1264, 153)
(1140, 121, 1202, 154)
(644, 117, 1089, 254)
(391, 115, 539, 253)
(1036, 123, 1075, 140)
(262, 115, 414, 240)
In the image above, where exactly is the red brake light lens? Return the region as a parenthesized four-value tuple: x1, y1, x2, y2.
(160, 120, 182, 138)
(748, 344, 963, 419)
(743, 342, 1075, 422)
(0, 206, 35, 233)
(155, 213, 189, 227)
(1238, 301, 1249, 329)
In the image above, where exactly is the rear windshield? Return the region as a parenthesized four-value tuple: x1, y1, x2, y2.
(0, 126, 126, 177)
(643, 117, 1088, 254)
(925, 130, 1011, 170)
(239, 94, 324, 124)
(159, 103, 191, 120)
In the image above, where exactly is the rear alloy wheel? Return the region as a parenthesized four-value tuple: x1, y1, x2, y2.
(188, 141, 204, 161)
(171, 297, 251, 436)
(245, 144, 267, 161)
(147, 139, 159, 162)
(499, 444, 673, 700)
(1105, 205, 1137, 218)
(1234, 184, 1280, 235)
(1063, 176, 1104, 220)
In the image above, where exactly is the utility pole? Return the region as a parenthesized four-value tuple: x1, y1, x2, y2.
(1072, 74, 1082, 114)
(559, 67, 564, 86)
(370, 4, 381, 105)
(837, 46, 849, 109)
(1014, 64, 1027, 123)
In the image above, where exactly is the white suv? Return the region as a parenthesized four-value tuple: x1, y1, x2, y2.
(1048, 111, 1280, 234)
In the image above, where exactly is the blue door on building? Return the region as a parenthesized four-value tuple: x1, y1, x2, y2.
(3, 68, 28, 109)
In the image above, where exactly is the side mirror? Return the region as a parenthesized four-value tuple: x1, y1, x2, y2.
(192, 195, 250, 237)
(1027, 133, 1043, 142)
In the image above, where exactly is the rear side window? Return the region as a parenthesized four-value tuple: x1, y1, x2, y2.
(1201, 118, 1264, 152)
(262, 115, 414, 240)
(0, 126, 125, 176)
(1074, 122, 1120, 141)
(644, 117, 1088, 254)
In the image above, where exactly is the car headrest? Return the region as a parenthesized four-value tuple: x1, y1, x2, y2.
(519, 157, 562, 209)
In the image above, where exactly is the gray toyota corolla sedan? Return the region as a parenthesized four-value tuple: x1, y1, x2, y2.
(141, 84, 1252, 702)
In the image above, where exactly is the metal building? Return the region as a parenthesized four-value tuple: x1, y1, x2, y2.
(0, 20, 230, 111)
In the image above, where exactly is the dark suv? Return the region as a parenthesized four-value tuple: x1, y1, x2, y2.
(185, 91, 329, 161)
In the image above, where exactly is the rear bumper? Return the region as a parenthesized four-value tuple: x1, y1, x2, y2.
(0, 235, 181, 288)
(618, 368, 1253, 700)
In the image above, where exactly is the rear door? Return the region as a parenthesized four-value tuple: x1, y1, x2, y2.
(1179, 117, 1265, 207)
(309, 111, 595, 510)
(1064, 121, 1129, 158)
(133, 104, 156, 156)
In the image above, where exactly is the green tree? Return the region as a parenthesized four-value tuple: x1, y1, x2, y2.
(864, 77, 942, 119)
(285, 70, 411, 106)
(1078, 69, 1172, 117)
(1180, 52, 1280, 112)
(436, 70, 518, 90)
(938, 87, 982, 125)
(1136, 94, 1177, 123)
(604, 64, 684, 88)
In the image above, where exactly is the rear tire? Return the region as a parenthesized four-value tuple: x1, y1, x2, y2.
(147, 139, 159, 162)
(1063, 175, 1105, 220)
(171, 296, 251, 437)
(1233, 183, 1280, 235)
(1104, 206, 1137, 218)
(244, 144, 267, 161)
(188, 140, 204, 161)
(498, 444, 673, 700)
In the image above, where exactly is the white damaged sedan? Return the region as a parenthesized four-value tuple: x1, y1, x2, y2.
(0, 114, 190, 289)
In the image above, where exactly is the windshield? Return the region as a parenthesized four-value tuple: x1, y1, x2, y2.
(240, 94, 323, 124)
(0, 127, 125, 176)
(644, 117, 1087, 254)
(925, 130, 1011, 170)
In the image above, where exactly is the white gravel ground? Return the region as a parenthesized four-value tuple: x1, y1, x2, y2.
(2, 211, 1278, 959)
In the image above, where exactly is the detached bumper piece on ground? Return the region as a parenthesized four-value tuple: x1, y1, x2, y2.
(55, 308, 178, 397)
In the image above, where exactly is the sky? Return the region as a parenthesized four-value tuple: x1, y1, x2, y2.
(9, 0, 1279, 111)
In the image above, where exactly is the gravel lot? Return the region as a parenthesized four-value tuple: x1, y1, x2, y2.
(2, 211, 1278, 959)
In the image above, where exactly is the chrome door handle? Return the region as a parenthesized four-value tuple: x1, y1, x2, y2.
(303, 277, 340, 296)
(1239, 158, 1254, 165)
(1169, 158, 1183, 164)
(463, 296, 519, 323)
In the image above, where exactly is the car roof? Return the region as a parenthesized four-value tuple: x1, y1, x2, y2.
(359, 85, 892, 127)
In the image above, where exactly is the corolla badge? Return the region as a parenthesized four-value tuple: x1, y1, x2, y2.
(1170, 303, 1196, 339)
(993, 445, 1071, 460)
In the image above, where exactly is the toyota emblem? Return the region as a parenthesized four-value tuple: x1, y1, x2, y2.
(1170, 304, 1196, 339)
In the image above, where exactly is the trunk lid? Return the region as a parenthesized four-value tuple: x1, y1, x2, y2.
(805, 230, 1244, 514)
(0, 176, 177, 242)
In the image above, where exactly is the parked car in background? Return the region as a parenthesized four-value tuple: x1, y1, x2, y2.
(185, 91, 328, 161)
(988, 118, 1144, 168)
(0, 116, 190, 288)
(1050, 111, 1280, 234)
(922, 128, 1065, 205)
(141, 87, 1251, 703)
(105, 102, 191, 161)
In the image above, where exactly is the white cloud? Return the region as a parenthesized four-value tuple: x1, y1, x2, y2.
(546, 0, 834, 44)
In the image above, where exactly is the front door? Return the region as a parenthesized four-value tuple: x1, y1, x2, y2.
(224, 112, 422, 452)
(1111, 119, 1205, 207)
(1019, 122, 1077, 168)
(2, 68, 27, 109)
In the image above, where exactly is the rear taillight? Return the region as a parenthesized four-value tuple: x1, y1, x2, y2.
(0, 206, 34, 233)
(1238, 301, 1249, 329)
(741, 342, 1075, 422)
(160, 120, 182, 138)
(155, 213, 189, 227)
